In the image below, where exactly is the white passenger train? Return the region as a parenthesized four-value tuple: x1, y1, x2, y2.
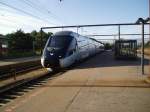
(41, 31, 104, 71)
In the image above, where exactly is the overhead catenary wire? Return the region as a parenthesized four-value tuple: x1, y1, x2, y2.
(0, 1, 56, 25)
(21, 0, 50, 18)
(21, 0, 42, 13)
(35, 0, 63, 19)
(25, 0, 65, 24)
(0, 7, 47, 28)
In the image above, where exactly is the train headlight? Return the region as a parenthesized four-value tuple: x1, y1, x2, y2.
(50, 53, 54, 56)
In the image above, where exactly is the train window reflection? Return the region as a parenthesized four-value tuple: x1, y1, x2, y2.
(48, 36, 72, 48)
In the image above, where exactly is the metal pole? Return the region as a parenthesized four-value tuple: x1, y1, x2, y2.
(141, 22, 145, 75)
(118, 25, 121, 56)
(77, 27, 79, 34)
(40, 28, 43, 55)
(33, 41, 35, 54)
(118, 25, 120, 40)
(77, 27, 80, 38)
(41, 23, 150, 30)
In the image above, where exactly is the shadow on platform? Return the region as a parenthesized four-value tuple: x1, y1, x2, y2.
(72, 51, 149, 69)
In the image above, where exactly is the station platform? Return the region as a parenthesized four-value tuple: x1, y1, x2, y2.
(0, 51, 150, 112)
(0, 56, 40, 67)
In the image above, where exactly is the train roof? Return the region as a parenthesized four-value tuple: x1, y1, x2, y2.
(53, 31, 104, 45)
(54, 31, 76, 36)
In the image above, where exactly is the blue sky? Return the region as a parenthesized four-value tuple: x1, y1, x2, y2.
(0, 0, 149, 35)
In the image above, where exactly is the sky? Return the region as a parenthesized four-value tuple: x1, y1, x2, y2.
(0, 0, 149, 38)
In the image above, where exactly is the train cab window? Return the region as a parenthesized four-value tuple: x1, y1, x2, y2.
(47, 36, 73, 49)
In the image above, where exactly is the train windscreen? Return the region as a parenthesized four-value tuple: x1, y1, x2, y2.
(48, 36, 73, 49)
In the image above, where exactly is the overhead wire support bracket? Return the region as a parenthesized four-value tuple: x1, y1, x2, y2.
(135, 17, 150, 75)
(41, 23, 150, 30)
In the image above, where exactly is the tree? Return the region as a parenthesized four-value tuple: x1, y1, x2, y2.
(6, 29, 34, 51)
(5, 29, 52, 53)
(30, 30, 52, 50)
(105, 43, 113, 50)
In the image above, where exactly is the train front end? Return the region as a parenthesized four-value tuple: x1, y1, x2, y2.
(41, 34, 73, 70)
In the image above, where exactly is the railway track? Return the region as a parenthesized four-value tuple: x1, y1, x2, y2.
(0, 69, 49, 107)
(0, 52, 103, 106)
(0, 59, 68, 106)
(0, 60, 41, 80)
(0, 68, 66, 107)
(0, 68, 47, 93)
(0, 59, 46, 94)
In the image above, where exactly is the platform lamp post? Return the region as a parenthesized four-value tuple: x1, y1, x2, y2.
(118, 25, 120, 40)
(136, 18, 150, 75)
(143, 17, 150, 75)
(136, 18, 145, 74)
(117, 25, 120, 51)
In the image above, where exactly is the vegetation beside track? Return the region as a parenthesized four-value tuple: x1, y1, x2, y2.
(0, 29, 52, 59)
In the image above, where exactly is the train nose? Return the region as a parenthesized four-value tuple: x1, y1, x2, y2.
(41, 56, 59, 68)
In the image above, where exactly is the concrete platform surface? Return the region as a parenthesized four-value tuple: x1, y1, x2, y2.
(0, 51, 150, 112)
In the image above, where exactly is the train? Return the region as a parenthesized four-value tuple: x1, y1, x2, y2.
(41, 31, 104, 71)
